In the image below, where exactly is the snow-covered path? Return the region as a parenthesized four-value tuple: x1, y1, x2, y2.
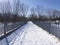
(0, 21, 60, 45)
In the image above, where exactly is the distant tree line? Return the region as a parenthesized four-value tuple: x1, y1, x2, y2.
(0, 0, 28, 22)
(0, 0, 60, 22)
(28, 6, 60, 22)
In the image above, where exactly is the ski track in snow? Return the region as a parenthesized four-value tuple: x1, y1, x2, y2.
(0, 21, 60, 45)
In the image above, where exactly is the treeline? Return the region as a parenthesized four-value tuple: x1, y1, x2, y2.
(0, 0, 28, 22)
(29, 6, 60, 21)
(0, 0, 60, 22)
(0, 14, 27, 22)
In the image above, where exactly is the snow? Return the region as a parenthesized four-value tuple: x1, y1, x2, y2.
(0, 21, 60, 45)
(0, 23, 4, 37)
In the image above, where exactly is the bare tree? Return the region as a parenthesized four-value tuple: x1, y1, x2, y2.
(12, 0, 29, 21)
(35, 5, 44, 21)
(13, 0, 20, 15)
(18, 3, 29, 17)
(36, 5, 43, 17)
(29, 7, 38, 21)
(0, 0, 12, 22)
(12, 0, 20, 22)
(46, 8, 60, 21)
(46, 8, 53, 20)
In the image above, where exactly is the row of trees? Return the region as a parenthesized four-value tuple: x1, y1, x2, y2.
(0, 0, 28, 22)
(28, 6, 60, 21)
(0, 0, 60, 22)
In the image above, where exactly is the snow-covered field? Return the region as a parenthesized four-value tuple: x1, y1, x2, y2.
(0, 21, 60, 45)
(34, 21, 60, 38)
(0, 23, 14, 36)
(50, 23, 60, 38)
(0, 22, 23, 37)
(0, 23, 4, 36)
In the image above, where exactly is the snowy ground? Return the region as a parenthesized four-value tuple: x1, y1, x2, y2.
(0, 23, 4, 36)
(0, 21, 60, 45)
(0, 22, 23, 37)
(0, 23, 14, 37)
(34, 21, 60, 38)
